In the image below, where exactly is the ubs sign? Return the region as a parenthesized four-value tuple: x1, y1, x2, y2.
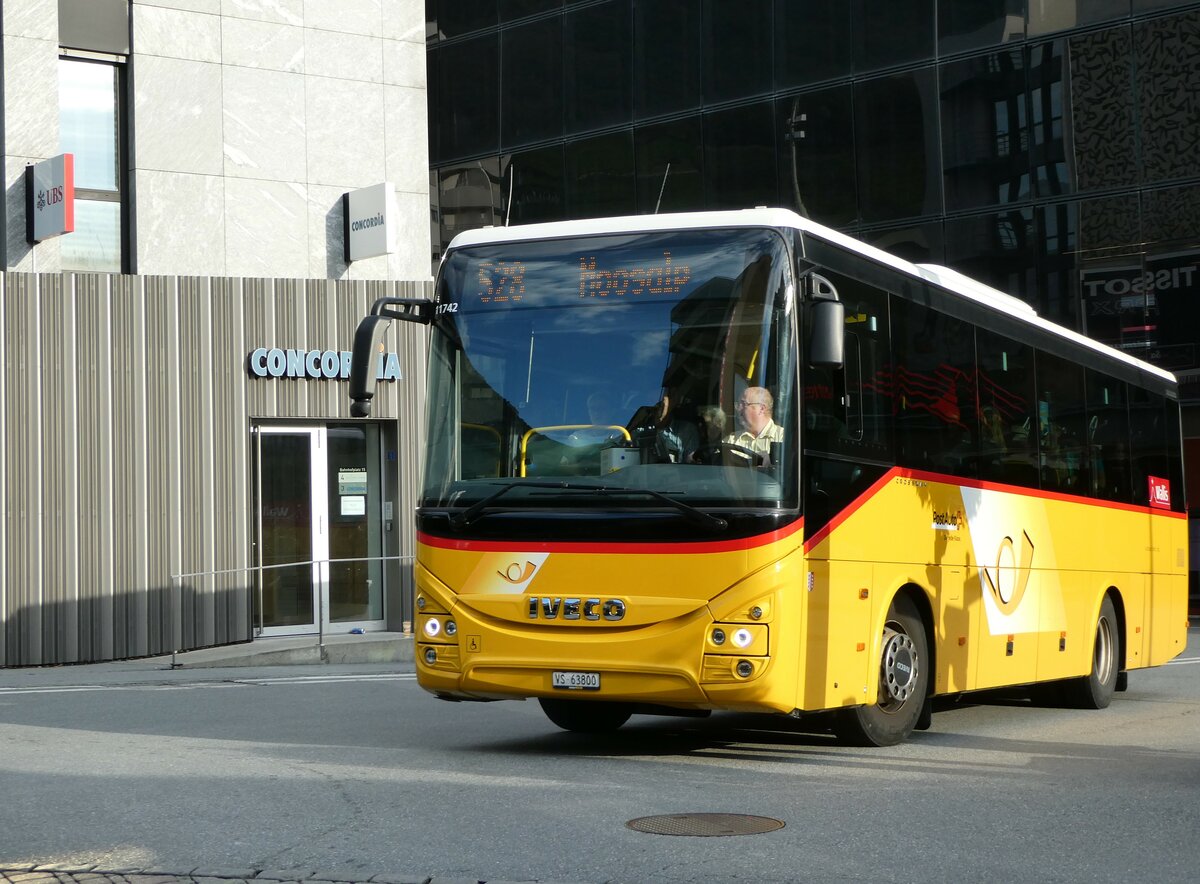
(247, 347, 402, 382)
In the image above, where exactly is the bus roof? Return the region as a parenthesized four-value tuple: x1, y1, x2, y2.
(445, 208, 1176, 385)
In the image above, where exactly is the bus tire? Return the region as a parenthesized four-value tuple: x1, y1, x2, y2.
(1061, 595, 1120, 709)
(539, 698, 631, 733)
(835, 594, 929, 747)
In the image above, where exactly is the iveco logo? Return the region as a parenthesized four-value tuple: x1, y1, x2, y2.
(527, 597, 626, 621)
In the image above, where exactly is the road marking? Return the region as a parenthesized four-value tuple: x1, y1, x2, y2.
(0, 672, 417, 695)
(1164, 657, 1200, 666)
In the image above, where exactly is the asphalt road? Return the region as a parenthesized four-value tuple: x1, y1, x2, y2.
(1, 631, 1198, 884)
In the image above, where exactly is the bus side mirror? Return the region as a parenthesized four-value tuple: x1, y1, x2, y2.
(809, 299, 845, 369)
(349, 314, 392, 417)
(349, 296, 432, 417)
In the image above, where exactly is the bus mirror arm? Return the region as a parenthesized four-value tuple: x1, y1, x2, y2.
(348, 297, 432, 417)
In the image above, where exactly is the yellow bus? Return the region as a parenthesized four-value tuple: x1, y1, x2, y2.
(350, 209, 1187, 746)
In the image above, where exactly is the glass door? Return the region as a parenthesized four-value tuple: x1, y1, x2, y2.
(254, 423, 386, 636)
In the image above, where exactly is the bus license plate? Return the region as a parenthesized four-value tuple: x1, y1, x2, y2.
(552, 671, 600, 690)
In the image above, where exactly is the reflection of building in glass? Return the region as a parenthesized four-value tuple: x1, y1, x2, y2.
(427, 1, 1200, 605)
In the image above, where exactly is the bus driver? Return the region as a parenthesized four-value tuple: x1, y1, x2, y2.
(724, 386, 784, 457)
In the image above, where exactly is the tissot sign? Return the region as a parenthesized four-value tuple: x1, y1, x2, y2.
(247, 347, 402, 382)
(25, 154, 75, 243)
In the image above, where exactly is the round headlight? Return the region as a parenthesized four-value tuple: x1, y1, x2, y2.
(416, 596, 426, 610)
(424, 647, 438, 665)
(711, 628, 726, 645)
(423, 617, 441, 638)
(732, 628, 753, 648)
(736, 660, 754, 678)
(445, 619, 458, 636)
(749, 606, 763, 620)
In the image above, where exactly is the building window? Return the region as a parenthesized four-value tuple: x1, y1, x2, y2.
(59, 55, 125, 273)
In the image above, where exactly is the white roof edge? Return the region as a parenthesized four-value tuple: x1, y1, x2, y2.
(445, 209, 1177, 386)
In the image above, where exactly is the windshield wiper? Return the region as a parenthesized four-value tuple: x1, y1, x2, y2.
(448, 480, 727, 532)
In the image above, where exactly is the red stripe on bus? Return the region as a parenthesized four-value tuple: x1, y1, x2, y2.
(418, 517, 804, 555)
(803, 465, 1186, 553)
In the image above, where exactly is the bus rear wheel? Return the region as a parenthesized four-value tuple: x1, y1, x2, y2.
(1061, 596, 1120, 709)
(835, 595, 929, 747)
(539, 698, 631, 733)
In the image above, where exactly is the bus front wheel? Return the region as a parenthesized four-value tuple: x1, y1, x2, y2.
(1061, 595, 1120, 709)
(539, 698, 631, 733)
(835, 594, 930, 747)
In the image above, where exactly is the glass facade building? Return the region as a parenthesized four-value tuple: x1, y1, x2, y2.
(426, 0, 1200, 576)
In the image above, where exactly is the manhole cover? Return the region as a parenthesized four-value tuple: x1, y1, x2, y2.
(626, 813, 785, 837)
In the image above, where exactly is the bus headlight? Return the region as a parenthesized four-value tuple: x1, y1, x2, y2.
(732, 628, 753, 648)
(445, 619, 458, 637)
(424, 647, 438, 665)
(423, 617, 442, 639)
(711, 628, 726, 645)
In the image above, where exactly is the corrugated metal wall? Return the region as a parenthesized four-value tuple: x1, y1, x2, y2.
(0, 272, 431, 667)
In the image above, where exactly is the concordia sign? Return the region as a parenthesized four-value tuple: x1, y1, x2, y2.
(248, 347, 402, 381)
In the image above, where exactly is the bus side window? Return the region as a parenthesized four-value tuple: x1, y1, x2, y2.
(1085, 372, 1131, 504)
(1130, 386, 1169, 507)
(1036, 351, 1088, 494)
(977, 330, 1037, 488)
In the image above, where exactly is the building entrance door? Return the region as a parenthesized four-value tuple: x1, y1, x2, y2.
(254, 423, 386, 636)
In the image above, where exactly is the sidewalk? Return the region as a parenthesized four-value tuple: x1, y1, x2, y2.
(156, 631, 416, 669)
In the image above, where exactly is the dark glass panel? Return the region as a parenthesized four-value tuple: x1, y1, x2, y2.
(1037, 202, 1082, 329)
(1030, 30, 1136, 197)
(1081, 255, 1144, 353)
(566, 131, 635, 218)
(702, 0, 772, 103)
(565, 1, 632, 133)
(703, 102, 777, 210)
(426, 0, 438, 43)
(864, 222, 946, 265)
(776, 87, 857, 227)
(940, 50, 1031, 212)
(774, 0, 851, 89)
(634, 117, 703, 214)
(439, 159, 503, 248)
(802, 274, 892, 463)
(437, 0, 497, 38)
(1139, 185, 1200, 375)
(854, 69, 941, 223)
(938, 0, 1024, 55)
(977, 329, 1038, 487)
(501, 18, 562, 148)
(1035, 351, 1089, 495)
(426, 44, 439, 161)
(633, 0, 701, 118)
(500, 0, 561, 22)
(1028, 0, 1130, 37)
(890, 295, 979, 477)
(1135, 10, 1200, 184)
(1027, 40, 1069, 196)
(436, 36, 499, 161)
(944, 208, 1037, 305)
(852, 0, 935, 72)
(502, 144, 564, 224)
(1086, 372, 1132, 503)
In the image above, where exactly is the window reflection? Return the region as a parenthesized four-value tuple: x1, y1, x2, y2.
(633, 0, 701, 118)
(60, 60, 118, 190)
(704, 102, 777, 210)
(634, 118, 703, 214)
(565, 1, 631, 133)
(853, 0, 935, 73)
(566, 132, 634, 218)
(777, 87, 856, 226)
(938, 0, 1024, 55)
(59, 57, 122, 273)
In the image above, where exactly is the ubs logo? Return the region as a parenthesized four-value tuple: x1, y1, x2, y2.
(983, 530, 1035, 615)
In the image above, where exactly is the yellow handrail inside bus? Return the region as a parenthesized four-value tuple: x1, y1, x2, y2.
(519, 424, 632, 477)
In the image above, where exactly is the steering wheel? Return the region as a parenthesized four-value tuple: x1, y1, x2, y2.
(693, 442, 764, 468)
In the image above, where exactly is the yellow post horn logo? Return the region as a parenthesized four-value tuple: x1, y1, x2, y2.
(498, 561, 538, 584)
(983, 530, 1034, 615)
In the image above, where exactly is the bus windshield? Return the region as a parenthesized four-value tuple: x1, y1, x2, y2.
(421, 227, 796, 514)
